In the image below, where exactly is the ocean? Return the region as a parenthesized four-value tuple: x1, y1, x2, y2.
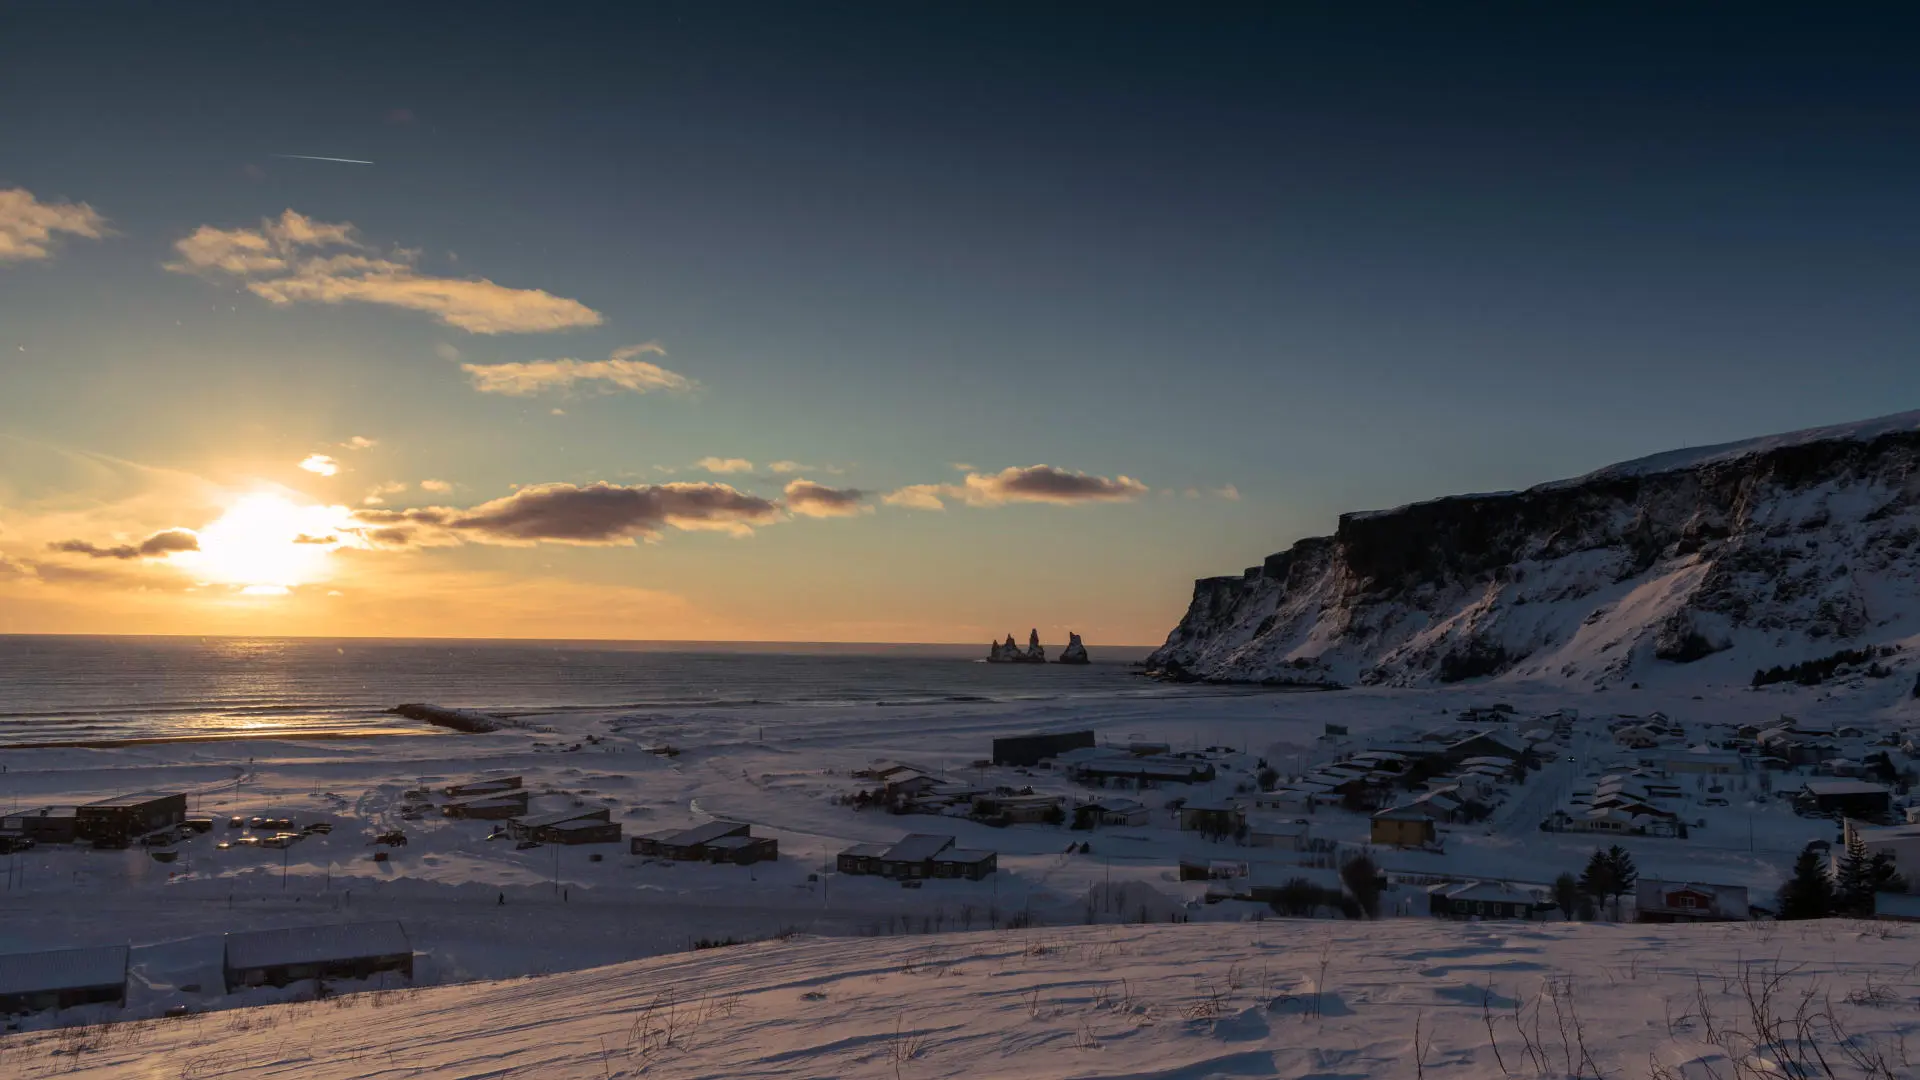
(0, 636, 1165, 746)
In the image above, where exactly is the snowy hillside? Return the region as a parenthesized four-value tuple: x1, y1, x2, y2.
(6, 919, 1916, 1079)
(1149, 411, 1920, 691)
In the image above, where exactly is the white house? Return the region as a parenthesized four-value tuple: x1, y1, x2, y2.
(1244, 816, 1310, 850)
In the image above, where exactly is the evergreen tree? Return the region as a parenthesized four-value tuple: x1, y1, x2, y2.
(1778, 845, 1835, 920)
(1577, 849, 1616, 917)
(1835, 831, 1874, 915)
(1866, 850, 1908, 901)
(1604, 845, 1639, 918)
(1552, 872, 1581, 920)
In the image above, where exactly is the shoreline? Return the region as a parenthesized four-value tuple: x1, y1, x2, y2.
(0, 727, 437, 751)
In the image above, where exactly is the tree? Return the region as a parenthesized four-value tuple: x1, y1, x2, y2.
(1341, 853, 1383, 919)
(1552, 872, 1581, 921)
(1835, 830, 1873, 915)
(1256, 767, 1280, 791)
(1578, 850, 1617, 918)
(1604, 845, 1639, 918)
(1778, 845, 1835, 920)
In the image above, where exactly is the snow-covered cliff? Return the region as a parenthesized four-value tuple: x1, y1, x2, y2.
(1148, 411, 1920, 690)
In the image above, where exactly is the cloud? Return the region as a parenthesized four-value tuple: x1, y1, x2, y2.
(419, 479, 453, 493)
(435, 343, 462, 362)
(349, 481, 781, 547)
(0, 188, 107, 263)
(299, 454, 340, 476)
(768, 460, 813, 474)
(695, 457, 754, 474)
(784, 480, 870, 518)
(292, 533, 338, 545)
(884, 465, 1148, 510)
(1215, 484, 1241, 501)
(48, 528, 200, 560)
(362, 481, 407, 505)
(881, 484, 950, 511)
(168, 209, 603, 334)
(346, 436, 378, 450)
(949, 462, 975, 472)
(462, 343, 694, 397)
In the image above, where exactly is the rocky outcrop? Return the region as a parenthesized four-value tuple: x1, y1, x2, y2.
(1147, 412, 1920, 689)
(987, 631, 1047, 664)
(1058, 632, 1090, 665)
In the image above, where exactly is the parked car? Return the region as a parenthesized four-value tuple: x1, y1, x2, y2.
(231, 835, 261, 847)
(141, 832, 173, 847)
(0, 836, 34, 854)
(249, 816, 267, 829)
(228, 816, 245, 828)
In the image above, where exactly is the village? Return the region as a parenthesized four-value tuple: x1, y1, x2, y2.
(3, 688, 1919, 1023)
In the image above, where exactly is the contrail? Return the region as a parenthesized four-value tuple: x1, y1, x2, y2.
(271, 154, 374, 165)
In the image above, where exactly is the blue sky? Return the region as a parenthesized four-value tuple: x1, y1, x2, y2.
(4, 5, 1919, 643)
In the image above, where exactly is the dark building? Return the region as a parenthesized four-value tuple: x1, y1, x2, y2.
(222, 922, 413, 992)
(1427, 881, 1546, 920)
(0, 945, 129, 1015)
(508, 805, 612, 839)
(536, 818, 623, 845)
(1798, 780, 1892, 817)
(837, 834, 996, 880)
(75, 791, 188, 847)
(443, 790, 530, 820)
(633, 820, 777, 864)
(2, 806, 78, 845)
(991, 730, 1096, 767)
(444, 776, 522, 798)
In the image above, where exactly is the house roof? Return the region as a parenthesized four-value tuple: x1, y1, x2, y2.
(512, 806, 613, 830)
(81, 791, 182, 808)
(1181, 799, 1238, 813)
(0, 944, 128, 996)
(223, 922, 411, 971)
(1430, 881, 1539, 905)
(654, 820, 748, 847)
(702, 833, 761, 849)
(445, 790, 528, 807)
(882, 834, 956, 862)
(1091, 798, 1146, 814)
(840, 842, 892, 859)
(932, 848, 995, 864)
(1248, 817, 1310, 836)
(1373, 806, 1432, 822)
(547, 818, 617, 832)
(1803, 780, 1890, 797)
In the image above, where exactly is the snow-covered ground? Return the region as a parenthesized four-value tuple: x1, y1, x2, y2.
(6, 918, 1919, 1079)
(0, 679, 1913, 1054)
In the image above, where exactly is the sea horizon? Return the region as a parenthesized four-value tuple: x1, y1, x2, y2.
(0, 632, 1164, 655)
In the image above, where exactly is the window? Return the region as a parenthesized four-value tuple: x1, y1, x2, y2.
(1673, 895, 1698, 909)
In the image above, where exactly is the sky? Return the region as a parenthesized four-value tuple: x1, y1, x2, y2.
(4, 4, 1920, 645)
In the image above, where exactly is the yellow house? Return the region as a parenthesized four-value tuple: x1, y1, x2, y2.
(1371, 806, 1437, 847)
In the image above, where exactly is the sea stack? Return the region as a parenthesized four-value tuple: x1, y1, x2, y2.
(1024, 628, 1046, 662)
(986, 631, 1047, 663)
(1057, 632, 1090, 665)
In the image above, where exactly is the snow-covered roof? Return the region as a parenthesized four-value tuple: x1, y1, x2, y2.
(840, 842, 891, 859)
(513, 807, 611, 830)
(932, 848, 994, 864)
(223, 922, 411, 972)
(882, 835, 956, 862)
(547, 818, 616, 832)
(82, 790, 182, 808)
(1802, 780, 1890, 797)
(1429, 881, 1538, 905)
(1373, 806, 1431, 822)
(1247, 817, 1309, 837)
(0, 944, 127, 996)
(651, 820, 747, 847)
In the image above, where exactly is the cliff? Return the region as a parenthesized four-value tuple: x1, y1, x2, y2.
(1147, 411, 1920, 690)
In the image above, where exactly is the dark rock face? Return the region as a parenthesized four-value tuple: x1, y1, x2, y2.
(1146, 426, 1920, 688)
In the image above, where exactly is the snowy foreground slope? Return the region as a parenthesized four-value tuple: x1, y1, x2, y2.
(1149, 410, 1920, 690)
(5, 919, 1916, 1079)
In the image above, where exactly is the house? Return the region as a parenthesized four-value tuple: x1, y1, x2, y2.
(1178, 800, 1243, 834)
(1084, 798, 1149, 827)
(633, 820, 777, 864)
(1655, 748, 1742, 775)
(1873, 891, 1920, 922)
(75, 791, 188, 847)
(930, 848, 998, 880)
(1371, 806, 1438, 847)
(1841, 820, 1920, 877)
(442, 790, 530, 819)
(836, 834, 993, 880)
(508, 805, 613, 839)
(443, 776, 522, 798)
(1067, 755, 1215, 787)
(1634, 879, 1750, 923)
(1798, 780, 1892, 818)
(0, 944, 128, 1015)
(222, 922, 413, 992)
(991, 731, 1096, 767)
(537, 817, 623, 845)
(1245, 816, 1310, 850)
(1402, 791, 1463, 823)
(879, 772, 943, 799)
(0, 806, 78, 845)
(1445, 731, 1527, 764)
(971, 793, 1064, 823)
(1428, 881, 1546, 920)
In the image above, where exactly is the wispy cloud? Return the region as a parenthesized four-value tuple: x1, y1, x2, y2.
(419, 479, 453, 493)
(0, 188, 107, 263)
(462, 343, 694, 397)
(345, 436, 378, 450)
(362, 481, 407, 505)
(784, 479, 869, 518)
(168, 209, 603, 334)
(695, 457, 754, 474)
(47, 528, 200, 560)
(768, 460, 813, 474)
(884, 465, 1148, 510)
(350, 481, 781, 547)
(299, 454, 340, 476)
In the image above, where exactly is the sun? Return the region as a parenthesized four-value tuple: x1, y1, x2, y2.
(177, 493, 354, 593)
